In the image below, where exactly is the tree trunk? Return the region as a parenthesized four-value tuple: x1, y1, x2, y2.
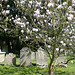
(49, 65, 55, 75)
(6, 41, 11, 52)
(49, 57, 55, 75)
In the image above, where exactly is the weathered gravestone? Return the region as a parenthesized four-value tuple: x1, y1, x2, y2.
(36, 47, 48, 67)
(5, 53, 16, 65)
(55, 55, 67, 67)
(0, 49, 6, 62)
(20, 47, 31, 66)
(31, 51, 35, 60)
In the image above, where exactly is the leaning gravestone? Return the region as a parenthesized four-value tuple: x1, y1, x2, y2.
(5, 53, 16, 65)
(31, 51, 35, 60)
(0, 49, 6, 62)
(20, 47, 31, 66)
(36, 47, 48, 67)
(55, 55, 67, 67)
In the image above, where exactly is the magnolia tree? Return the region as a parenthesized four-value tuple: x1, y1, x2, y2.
(15, 0, 75, 74)
(0, 0, 75, 75)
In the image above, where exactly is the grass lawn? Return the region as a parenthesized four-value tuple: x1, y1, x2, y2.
(0, 56, 75, 75)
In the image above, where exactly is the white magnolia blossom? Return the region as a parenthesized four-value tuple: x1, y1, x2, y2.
(28, 4, 31, 8)
(56, 48, 59, 51)
(39, 34, 42, 37)
(69, 43, 72, 45)
(20, 1, 25, 4)
(0, 4, 2, 7)
(57, 5, 63, 9)
(67, 17, 72, 21)
(62, 34, 65, 36)
(27, 28, 30, 33)
(72, 0, 75, 6)
(68, 6, 73, 11)
(66, 13, 69, 16)
(26, 22, 29, 24)
(69, 10, 75, 13)
(34, 9, 40, 18)
(46, 10, 51, 15)
(48, 37, 51, 40)
(63, 2, 67, 6)
(70, 36, 75, 39)
(72, 4, 75, 7)
(12, 17, 14, 20)
(26, 36, 28, 39)
(63, 43, 66, 46)
(44, 20, 47, 22)
(29, 1, 33, 4)
(57, 0, 60, 3)
(60, 49, 64, 52)
(60, 41, 64, 44)
(36, 2, 41, 7)
(69, 14, 74, 18)
(21, 30, 24, 33)
(71, 61, 73, 64)
(40, 14, 44, 18)
(13, 20, 25, 27)
(32, 28, 38, 32)
(36, 36, 39, 38)
(21, 24, 25, 28)
(70, 39, 72, 41)
(17, 18, 21, 21)
(7, 5, 10, 8)
(69, 31, 72, 34)
(30, 31, 32, 34)
(47, 3, 54, 8)
(2, 10, 10, 15)
(5, 17, 8, 21)
(2, 10, 5, 14)
(34, 9, 40, 15)
(50, 0, 53, 2)
(4, 28, 7, 31)
(48, 45, 51, 48)
(41, 7, 43, 9)
(6, 10, 10, 14)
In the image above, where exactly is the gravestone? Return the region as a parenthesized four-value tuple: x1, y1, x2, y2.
(31, 51, 35, 60)
(36, 47, 48, 67)
(0, 50, 6, 62)
(5, 53, 16, 65)
(20, 47, 31, 66)
(55, 55, 67, 67)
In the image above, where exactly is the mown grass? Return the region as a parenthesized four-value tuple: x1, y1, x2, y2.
(0, 56, 75, 75)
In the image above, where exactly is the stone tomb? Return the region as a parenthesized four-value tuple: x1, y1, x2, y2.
(20, 47, 31, 66)
(55, 55, 67, 67)
(36, 47, 48, 67)
(5, 53, 16, 65)
(0, 49, 6, 62)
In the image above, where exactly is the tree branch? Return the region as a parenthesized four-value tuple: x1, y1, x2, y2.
(65, 58, 75, 64)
